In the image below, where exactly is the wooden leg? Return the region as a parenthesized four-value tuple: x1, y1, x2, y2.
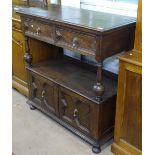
(24, 36, 32, 68)
(93, 61, 104, 102)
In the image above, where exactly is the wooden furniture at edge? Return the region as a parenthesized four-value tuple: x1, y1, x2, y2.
(12, 0, 54, 96)
(111, 0, 142, 154)
(16, 5, 136, 153)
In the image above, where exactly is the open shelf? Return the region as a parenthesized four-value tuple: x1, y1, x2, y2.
(27, 57, 117, 104)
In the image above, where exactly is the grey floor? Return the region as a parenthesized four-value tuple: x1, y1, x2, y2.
(12, 89, 114, 155)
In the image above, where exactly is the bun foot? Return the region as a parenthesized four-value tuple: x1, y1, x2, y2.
(92, 145, 101, 154)
(29, 104, 36, 110)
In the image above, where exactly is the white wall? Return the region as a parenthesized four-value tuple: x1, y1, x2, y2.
(61, 0, 80, 8)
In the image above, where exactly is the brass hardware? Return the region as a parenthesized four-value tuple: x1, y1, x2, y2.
(12, 23, 22, 32)
(56, 30, 62, 39)
(72, 37, 78, 47)
(12, 37, 22, 46)
(62, 99, 67, 107)
(73, 108, 78, 117)
(41, 90, 45, 98)
(12, 25, 16, 29)
(36, 27, 41, 35)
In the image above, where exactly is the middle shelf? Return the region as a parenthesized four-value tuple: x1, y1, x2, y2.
(27, 56, 117, 104)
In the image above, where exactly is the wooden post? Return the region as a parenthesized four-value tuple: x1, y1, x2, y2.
(93, 60, 104, 102)
(24, 36, 32, 68)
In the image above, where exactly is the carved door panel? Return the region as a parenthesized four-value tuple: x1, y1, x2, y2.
(41, 79, 59, 115)
(29, 72, 59, 116)
(59, 87, 91, 135)
(29, 72, 43, 108)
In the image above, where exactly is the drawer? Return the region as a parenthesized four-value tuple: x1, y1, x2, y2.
(24, 19, 54, 42)
(29, 71, 59, 116)
(12, 19, 21, 31)
(59, 87, 92, 135)
(55, 27, 97, 56)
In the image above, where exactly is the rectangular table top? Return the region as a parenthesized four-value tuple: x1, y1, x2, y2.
(15, 4, 136, 32)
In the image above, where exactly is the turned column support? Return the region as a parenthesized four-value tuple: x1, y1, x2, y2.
(24, 36, 32, 68)
(93, 61, 104, 102)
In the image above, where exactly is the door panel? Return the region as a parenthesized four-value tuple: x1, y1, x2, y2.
(29, 72, 59, 116)
(59, 87, 91, 135)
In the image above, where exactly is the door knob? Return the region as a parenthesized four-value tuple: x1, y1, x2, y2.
(41, 90, 45, 98)
(73, 108, 78, 117)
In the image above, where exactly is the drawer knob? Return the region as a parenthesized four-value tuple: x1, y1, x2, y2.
(56, 30, 62, 39)
(36, 27, 41, 35)
(72, 37, 78, 47)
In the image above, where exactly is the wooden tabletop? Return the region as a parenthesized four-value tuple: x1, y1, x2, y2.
(15, 4, 136, 32)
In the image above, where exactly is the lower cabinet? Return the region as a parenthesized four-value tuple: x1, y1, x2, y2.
(28, 70, 116, 153)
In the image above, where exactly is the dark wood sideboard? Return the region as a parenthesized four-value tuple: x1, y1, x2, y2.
(16, 5, 136, 153)
(111, 0, 142, 154)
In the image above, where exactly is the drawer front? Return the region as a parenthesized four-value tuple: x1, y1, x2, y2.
(55, 27, 97, 55)
(24, 19, 54, 42)
(59, 87, 92, 135)
(29, 71, 58, 116)
(12, 20, 21, 31)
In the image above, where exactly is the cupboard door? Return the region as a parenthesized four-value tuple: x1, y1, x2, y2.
(29, 72, 59, 116)
(111, 52, 142, 155)
(12, 30, 27, 82)
(59, 87, 91, 135)
(41, 78, 59, 116)
(29, 72, 42, 107)
(12, 28, 29, 96)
